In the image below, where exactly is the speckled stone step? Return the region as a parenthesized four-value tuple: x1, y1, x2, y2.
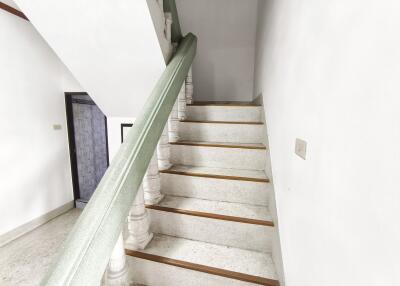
(170, 141, 268, 170)
(178, 121, 265, 144)
(160, 165, 271, 206)
(126, 234, 279, 286)
(186, 104, 262, 122)
(147, 195, 274, 252)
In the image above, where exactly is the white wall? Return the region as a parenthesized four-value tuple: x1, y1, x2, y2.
(254, 0, 400, 285)
(0, 7, 82, 237)
(176, 0, 258, 102)
(13, 0, 166, 118)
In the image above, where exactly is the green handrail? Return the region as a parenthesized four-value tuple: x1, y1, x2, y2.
(41, 33, 197, 286)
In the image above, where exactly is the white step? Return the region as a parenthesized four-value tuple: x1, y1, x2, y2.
(147, 195, 274, 252)
(170, 141, 267, 170)
(126, 234, 279, 286)
(160, 165, 271, 206)
(178, 121, 265, 144)
(186, 104, 262, 122)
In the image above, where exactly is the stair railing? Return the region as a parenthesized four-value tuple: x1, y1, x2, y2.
(41, 32, 197, 286)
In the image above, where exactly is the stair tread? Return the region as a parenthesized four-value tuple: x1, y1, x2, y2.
(170, 140, 267, 149)
(126, 234, 278, 282)
(148, 195, 273, 225)
(161, 165, 269, 182)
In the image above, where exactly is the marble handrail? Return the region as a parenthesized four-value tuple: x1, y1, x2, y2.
(41, 33, 197, 286)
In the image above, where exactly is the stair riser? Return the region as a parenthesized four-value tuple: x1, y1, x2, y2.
(128, 257, 264, 286)
(170, 145, 267, 170)
(186, 106, 262, 122)
(160, 174, 270, 206)
(178, 122, 265, 144)
(149, 210, 273, 252)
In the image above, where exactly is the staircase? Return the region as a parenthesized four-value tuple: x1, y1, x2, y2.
(18, 1, 284, 283)
(126, 102, 280, 286)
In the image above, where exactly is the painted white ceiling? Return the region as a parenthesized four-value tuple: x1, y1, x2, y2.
(13, 0, 165, 117)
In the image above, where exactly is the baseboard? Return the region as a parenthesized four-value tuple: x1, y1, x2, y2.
(0, 201, 74, 247)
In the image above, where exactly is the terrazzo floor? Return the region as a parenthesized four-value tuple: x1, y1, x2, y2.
(0, 208, 82, 286)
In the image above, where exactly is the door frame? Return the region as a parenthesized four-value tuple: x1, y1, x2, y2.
(65, 92, 110, 203)
(120, 123, 133, 143)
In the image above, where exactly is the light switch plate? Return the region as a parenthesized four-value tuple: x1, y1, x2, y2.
(53, 124, 62, 130)
(295, 138, 307, 160)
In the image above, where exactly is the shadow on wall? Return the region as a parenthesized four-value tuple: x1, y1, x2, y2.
(176, 0, 258, 102)
(193, 57, 215, 101)
(253, 0, 278, 105)
(253, 90, 286, 286)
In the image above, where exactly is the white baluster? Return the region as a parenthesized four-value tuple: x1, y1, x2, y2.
(178, 84, 187, 120)
(157, 125, 172, 170)
(143, 152, 164, 204)
(164, 12, 173, 62)
(106, 232, 128, 286)
(185, 67, 194, 104)
(168, 99, 179, 142)
(164, 12, 172, 43)
(125, 185, 153, 250)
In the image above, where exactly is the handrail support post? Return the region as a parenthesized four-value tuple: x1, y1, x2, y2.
(185, 66, 194, 104)
(178, 83, 187, 120)
(105, 232, 129, 286)
(126, 185, 154, 250)
(144, 152, 165, 204)
(157, 125, 172, 170)
(168, 99, 180, 142)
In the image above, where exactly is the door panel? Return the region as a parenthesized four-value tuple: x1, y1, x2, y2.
(66, 93, 109, 207)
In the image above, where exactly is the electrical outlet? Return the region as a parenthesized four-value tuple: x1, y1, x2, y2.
(53, 124, 62, 130)
(295, 138, 307, 160)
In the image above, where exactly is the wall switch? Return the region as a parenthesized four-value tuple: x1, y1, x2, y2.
(53, 124, 62, 130)
(295, 138, 307, 160)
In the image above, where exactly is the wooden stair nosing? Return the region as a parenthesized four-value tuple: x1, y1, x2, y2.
(145, 204, 274, 227)
(187, 101, 261, 107)
(187, 104, 261, 107)
(160, 169, 269, 183)
(159, 169, 270, 183)
(180, 120, 264, 125)
(0, 2, 29, 21)
(126, 249, 280, 286)
(170, 141, 267, 150)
